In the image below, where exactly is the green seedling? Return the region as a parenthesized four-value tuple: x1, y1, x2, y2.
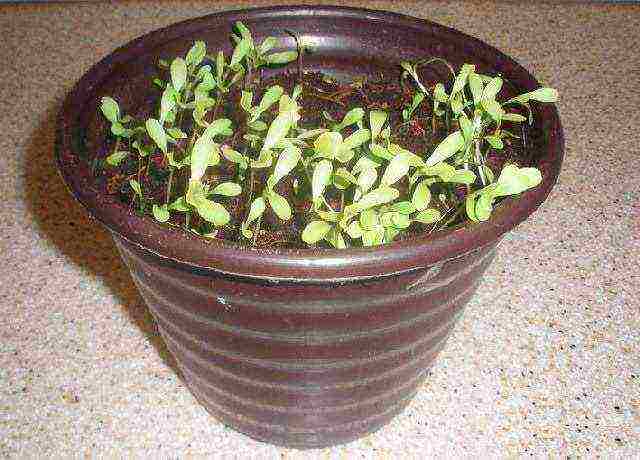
(98, 22, 558, 248)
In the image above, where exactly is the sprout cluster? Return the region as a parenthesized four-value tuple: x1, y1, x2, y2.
(98, 22, 558, 248)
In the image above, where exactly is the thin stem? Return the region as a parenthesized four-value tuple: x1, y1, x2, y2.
(137, 156, 143, 187)
(475, 141, 487, 186)
(415, 57, 456, 80)
(251, 215, 262, 247)
(285, 29, 304, 82)
(246, 167, 255, 205)
(441, 205, 464, 229)
(165, 167, 174, 205)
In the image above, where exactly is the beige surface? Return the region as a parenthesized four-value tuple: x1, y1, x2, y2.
(1, 1, 639, 457)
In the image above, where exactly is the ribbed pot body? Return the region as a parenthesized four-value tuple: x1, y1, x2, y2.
(114, 236, 496, 447)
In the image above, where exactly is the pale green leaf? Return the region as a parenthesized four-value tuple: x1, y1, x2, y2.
(170, 58, 187, 93)
(259, 36, 278, 55)
(501, 113, 527, 122)
(105, 150, 129, 166)
(357, 167, 377, 193)
(359, 209, 379, 229)
(168, 196, 190, 212)
(302, 220, 332, 244)
(369, 110, 388, 140)
(475, 193, 494, 221)
(212, 182, 242, 196)
(316, 209, 339, 222)
(450, 94, 463, 115)
(345, 221, 364, 239)
(159, 85, 177, 124)
(415, 208, 442, 224)
(230, 36, 251, 67)
(278, 94, 298, 113)
(221, 146, 248, 168)
(389, 202, 414, 215)
(420, 162, 456, 180)
(385, 226, 401, 243)
(167, 127, 187, 140)
(129, 179, 141, 196)
(425, 130, 464, 166)
(459, 113, 474, 143)
(297, 128, 327, 140)
(391, 212, 411, 229)
(468, 72, 483, 105)
(100, 97, 119, 123)
(336, 107, 364, 131)
(250, 149, 273, 169)
(352, 156, 381, 174)
(247, 120, 268, 132)
(482, 77, 503, 101)
(341, 129, 370, 151)
(387, 144, 425, 167)
(481, 99, 505, 121)
(326, 228, 347, 249)
(267, 191, 292, 220)
(482, 165, 495, 183)
(450, 169, 477, 185)
(203, 118, 233, 139)
(412, 179, 432, 211)
(494, 164, 542, 196)
(185, 41, 206, 67)
(335, 147, 355, 164)
(271, 144, 301, 185)
(145, 118, 167, 153)
(265, 51, 298, 64)
(195, 199, 230, 226)
(245, 197, 266, 227)
(262, 109, 296, 152)
(314, 131, 342, 159)
(433, 83, 448, 103)
(235, 21, 253, 42)
(379, 211, 394, 229)
(370, 143, 394, 160)
(186, 179, 206, 206)
(362, 228, 384, 247)
(451, 64, 474, 97)
(353, 187, 399, 211)
(403, 91, 425, 121)
(333, 167, 358, 186)
(466, 193, 479, 222)
(152, 204, 170, 223)
(240, 91, 253, 112)
(511, 87, 558, 104)
(190, 136, 215, 181)
(216, 50, 225, 82)
(312, 159, 333, 202)
(251, 85, 284, 121)
(485, 134, 504, 149)
(111, 123, 130, 138)
(292, 84, 302, 100)
(381, 155, 410, 186)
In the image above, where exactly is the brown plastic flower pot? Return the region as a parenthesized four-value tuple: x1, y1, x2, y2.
(55, 6, 563, 448)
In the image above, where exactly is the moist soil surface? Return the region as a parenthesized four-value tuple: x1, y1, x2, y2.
(94, 70, 525, 248)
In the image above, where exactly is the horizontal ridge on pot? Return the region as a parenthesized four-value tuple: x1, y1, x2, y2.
(56, 5, 563, 448)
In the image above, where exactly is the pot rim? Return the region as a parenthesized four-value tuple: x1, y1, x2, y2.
(55, 5, 564, 282)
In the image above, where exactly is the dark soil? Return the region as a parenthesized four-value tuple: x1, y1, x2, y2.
(94, 70, 526, 248)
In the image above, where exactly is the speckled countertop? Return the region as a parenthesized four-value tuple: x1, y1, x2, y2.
(1, 1, 638, 457)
